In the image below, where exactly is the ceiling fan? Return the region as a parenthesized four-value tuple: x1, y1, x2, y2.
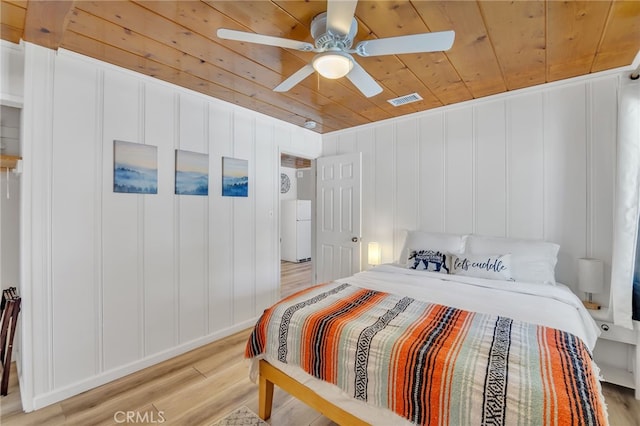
(216, 0, 455, 98)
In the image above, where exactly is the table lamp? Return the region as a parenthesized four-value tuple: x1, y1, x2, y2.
(578, 258, 604, 310)
(368, 242, 381, 267)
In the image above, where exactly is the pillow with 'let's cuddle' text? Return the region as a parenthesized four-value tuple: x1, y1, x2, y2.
(450, 253, 513, 281)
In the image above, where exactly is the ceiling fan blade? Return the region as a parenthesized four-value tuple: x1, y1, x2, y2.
(355, 30, 455, 57)
(326, 0, 358, 36)
(217, 28, 315, 52)
(346, 60, 382, 98)
(273, 64, 316, 92)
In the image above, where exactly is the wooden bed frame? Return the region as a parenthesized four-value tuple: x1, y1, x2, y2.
(258, 359, 369, 425)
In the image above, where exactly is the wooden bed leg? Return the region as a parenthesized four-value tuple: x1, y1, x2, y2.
(257, 359, 369, 425)
(258, 361, 274, 420)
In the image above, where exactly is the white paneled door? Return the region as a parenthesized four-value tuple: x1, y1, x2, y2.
(316, 153, 362, 283)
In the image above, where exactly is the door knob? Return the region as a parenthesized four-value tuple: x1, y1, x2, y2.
(352, 237, 359, 242)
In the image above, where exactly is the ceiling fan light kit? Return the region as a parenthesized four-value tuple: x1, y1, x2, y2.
(216, 0, 455, 98)
(312, 51, 353, 79)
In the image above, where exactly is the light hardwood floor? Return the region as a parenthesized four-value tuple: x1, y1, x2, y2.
(1, 261, 639, 425)
(280, 260, 313, 299)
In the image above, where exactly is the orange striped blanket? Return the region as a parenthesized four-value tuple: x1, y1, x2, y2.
(246, 282, 607, 426)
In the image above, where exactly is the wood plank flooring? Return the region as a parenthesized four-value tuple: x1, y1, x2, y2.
(1, 260, 639, 425)
(280, 260, 313, 299)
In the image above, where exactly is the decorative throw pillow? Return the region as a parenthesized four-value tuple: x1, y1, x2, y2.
(450, 253, 513, 281)
(406, 249, 451, 274)
(465, 235, 559, 284)
(399, 230, 466, 264)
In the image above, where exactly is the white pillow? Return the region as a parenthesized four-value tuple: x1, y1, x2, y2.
(399, 230, 466, 264)
(406, 249, 451, 274)
(465, 235, 559, 284)
(450, 253, 513, 281)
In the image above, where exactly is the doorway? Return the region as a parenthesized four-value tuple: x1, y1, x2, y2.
(279, 153, 313, 299)
(1, 105, 21, 293)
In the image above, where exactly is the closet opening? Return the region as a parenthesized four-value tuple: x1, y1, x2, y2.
(0, 105, 22, 397)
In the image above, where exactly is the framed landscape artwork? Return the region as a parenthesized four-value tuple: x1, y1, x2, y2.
(113, 140, 158, 194)
(175, 150, 208, 196)
(222, 157, 248, 197)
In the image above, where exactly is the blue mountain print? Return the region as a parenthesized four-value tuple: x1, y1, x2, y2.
(176, 170, 208, 195)
(114, 163, 158, 194)
(222, 176, 248, 197)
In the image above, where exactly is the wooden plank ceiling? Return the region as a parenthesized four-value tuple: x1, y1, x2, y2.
(2, 1, 639, 134)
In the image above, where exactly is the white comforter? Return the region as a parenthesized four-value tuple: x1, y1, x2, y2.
(337, 264, 600, 350)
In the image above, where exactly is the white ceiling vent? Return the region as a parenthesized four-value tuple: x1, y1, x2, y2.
(387, 93, 423, 107)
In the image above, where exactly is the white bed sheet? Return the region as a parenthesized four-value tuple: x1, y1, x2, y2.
(258, 264, 601, 425)
(340, 264, 599, 349)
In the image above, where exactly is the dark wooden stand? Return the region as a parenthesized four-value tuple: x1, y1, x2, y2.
(0, 287, 21, 396)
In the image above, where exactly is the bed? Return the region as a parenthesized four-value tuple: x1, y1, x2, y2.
(246, 233, 607, 425)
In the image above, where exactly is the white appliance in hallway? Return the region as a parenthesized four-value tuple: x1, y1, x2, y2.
(281, 199, 311, 262)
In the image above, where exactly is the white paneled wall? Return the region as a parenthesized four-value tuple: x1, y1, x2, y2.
(20, 44, 321, 410)
(323, 74, 619, 308)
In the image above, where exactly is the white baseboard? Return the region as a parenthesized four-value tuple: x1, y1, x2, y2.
(26, 318, 258, 412)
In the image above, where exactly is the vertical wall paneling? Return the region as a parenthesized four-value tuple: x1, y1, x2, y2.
(394, 120, 418, 256)
(506, 93, 545, 239)
(588, 78, 617, 305)
(19, 47, 323, 409)
(337, 130, 357, 154)
(50, 56, 98, 385)
(444, 108, 474, 234)
(209, 104, 234, 332)
(417, 113, 445, 233)
(101, 70, 142, 371)
(93, 69, 105, 374)
(232, 113, 256, 324)
(322, 72, 620, 303)
(255, 117, 276, 313)
(203, 104, 210, 333)
(543, 85, 588, 289)
(173, 93, 181, 344)
(274, 128, 284, 298)
(137, 83, 146, 362)
(322, 133, 339, 157)
(356, 128, 375, 270)
(22, 44, 58, 404)
(143, 82, 176, 355)
(474, 101, 507, 237)
(177, 94, 208, 343)
(50, 54, 99, 387)
(372, 125, 396, 262)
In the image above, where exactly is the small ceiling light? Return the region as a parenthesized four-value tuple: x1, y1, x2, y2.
(312, 51, 353, 79)
(303, 120, 317, 129)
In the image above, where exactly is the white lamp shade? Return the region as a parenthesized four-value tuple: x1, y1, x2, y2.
(368, 242, 381, 266)
(578, 258, 604, 293)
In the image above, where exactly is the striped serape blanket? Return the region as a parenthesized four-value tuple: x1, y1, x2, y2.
(246, 282, 607, 426)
